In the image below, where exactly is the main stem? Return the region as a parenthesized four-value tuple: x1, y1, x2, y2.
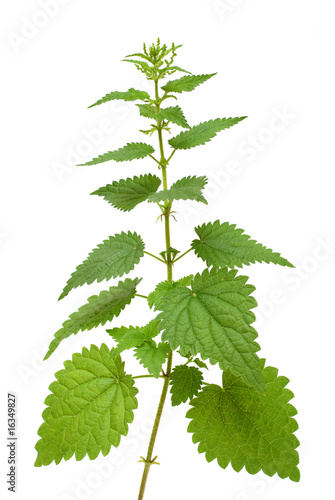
(137, 79, 174, 500)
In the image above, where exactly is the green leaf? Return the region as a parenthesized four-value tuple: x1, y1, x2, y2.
(88, 88, 150, 108)
(166, 66, 192, 75)
(107, 319, 161, 356)
(158, 106, 190, 128)
(187, 361, 300, 482)
(59, 232, 145, 300)
(192, 220, 294, 269)
(147, 275, 193, 310)
(157, 268, 265, 392)
(134, 341, 170, 378)
(148, 176, 208, 204)
(161, 73, 217, 93)
(137, 104, 190, 128)
(44, 278, 141, 360)
(79, 142, 155, 166)
(35, 344, 138, 466)
(169, 117, 247, 150)
(136, 104, 159, 119)
(170, 365, 203, 406)
(193, 358, 208, 370)
(91, 174, 161, 212)
(122, 59, 151, 71)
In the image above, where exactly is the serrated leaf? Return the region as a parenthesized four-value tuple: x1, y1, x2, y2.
(192, 220, 294, 269)
(159, 106, 190, 128)
(161, 73, 216, 93)
(79, 142, 155, 166)
(193, 358, 208, 370)
(136, 104, 158, 119)
(106, 319, 161, 356)
(44, 278, 141, 360)
(35, 344, 138, 466)
(88, 88, 150, 108)
(59, 232, 145, 300)
(91, 174, 161, 212)
(137, 104, 190, 129)
(134, 341, 170, 378)
(147, 275, 193, 310)
(157, 268, 264, 392)
(148, 176, 208, 204)
(187, 361, 300, 482)
(169, 117, 247, 150)
(170, 365, 203, 406)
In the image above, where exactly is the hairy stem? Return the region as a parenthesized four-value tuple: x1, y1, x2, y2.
(137, 77, 174, 500)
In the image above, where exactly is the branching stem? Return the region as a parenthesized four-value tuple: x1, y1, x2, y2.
(143, 251, 165, 264)
(173, 247, 192, 263)
(137, 76, 174, 500)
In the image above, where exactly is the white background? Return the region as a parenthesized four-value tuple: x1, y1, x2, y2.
(1, 1, 335, 499)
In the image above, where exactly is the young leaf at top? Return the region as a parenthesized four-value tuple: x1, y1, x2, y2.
(79, 142, 155, 166)
(107, 319, 161, 356)
(161, 73, 217, 93)
(165, 66, 191, 75)
(148, 176, 208, 204)
(135, 341, 170, 378)
(192, 220, 294, 269)
(137, 104, 190, 129)
(147, 275, 194, 310)
(170, 365, 203, 406)
(168, 117, 247, 150)
(91, 174, 161, 212)
(44, 278, 141, 360)
(59, 232, 145, 300)
(157, 268, 265, 392)
(187, 361, 300, 482)
(35, 344, 138, 466)
(88, 88, 150, 108)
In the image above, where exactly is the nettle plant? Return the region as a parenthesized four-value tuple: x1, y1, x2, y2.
(35, 40, 300, 498)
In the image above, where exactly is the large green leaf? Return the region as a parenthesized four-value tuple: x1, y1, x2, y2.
(148, 176, 207, 204)
(147, 275, 193, 310)
(59, 232, 145, 300)
(192, 221, 294, 269)
(88, 88, 150, 108)
(157, 268, 264, 392)
(134, 341, 170, 378)
(44, 278, 141, 360)
(91, 174, 161, 212)
(187, 361, 300, 482)
(137, 104, 190, 128)
(168, 117, 246, 150)
(161, 74, 216, 93)
(170, 365, 203, 406)
(79, 142, 155, 166)
(35, 344, 138, 466)
(107, 319, 161, 356)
